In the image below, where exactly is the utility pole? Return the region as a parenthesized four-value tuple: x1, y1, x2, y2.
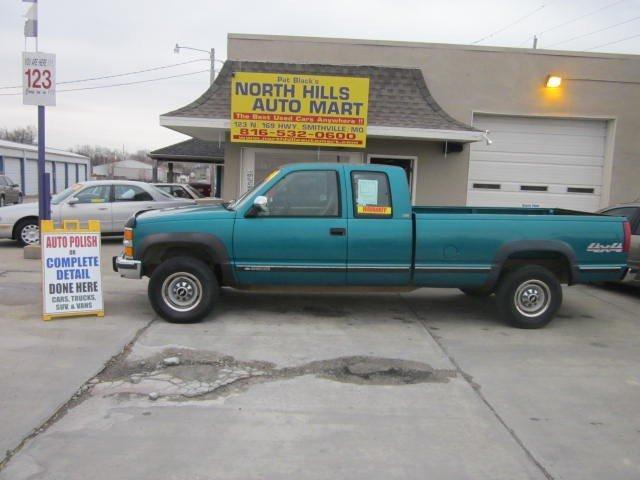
(532, 35, 538, 49)
(174, 44, 219, 85)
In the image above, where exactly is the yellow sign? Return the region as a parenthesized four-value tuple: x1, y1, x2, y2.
(231, 72, 369, 148)
(357, 205, 392, 216)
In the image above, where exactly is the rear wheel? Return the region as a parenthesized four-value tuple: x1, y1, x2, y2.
(148, 256, 218, 323)
(15, 218, 39, 247)
(496, 265, 562, 329)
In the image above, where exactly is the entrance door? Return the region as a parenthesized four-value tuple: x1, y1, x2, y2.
(233, 168, 347, 286)
(369, 157, 414, 203)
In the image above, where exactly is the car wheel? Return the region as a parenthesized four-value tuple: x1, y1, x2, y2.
(496, 265, 562, 329)
(148, 256, 218, 323)
(459, 287, 493, 297)
(0, 196, 4, 207)
(16, 218, 40, 247)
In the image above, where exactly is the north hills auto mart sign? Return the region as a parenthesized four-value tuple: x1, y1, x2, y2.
(231, 72, 369, 148)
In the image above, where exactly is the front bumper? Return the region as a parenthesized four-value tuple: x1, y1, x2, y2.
(113, 254, 142, 279)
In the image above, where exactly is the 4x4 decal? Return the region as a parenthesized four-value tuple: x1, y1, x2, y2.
(587, 242, 623, 253)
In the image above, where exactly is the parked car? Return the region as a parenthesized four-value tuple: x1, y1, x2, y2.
(114, 163, 630, 328)
(599, 203, 639, 284)
(0, 175, 23, 206)
(154, 183, 223, 205)
(188, 182, 212, 198)
(0, 180, 193, 246)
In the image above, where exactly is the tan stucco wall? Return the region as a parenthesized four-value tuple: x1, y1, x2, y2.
(227, 34, 640, 206)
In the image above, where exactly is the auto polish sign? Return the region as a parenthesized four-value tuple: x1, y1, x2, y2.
(231, 72, 369, 148)
(41, 220, 104, 321)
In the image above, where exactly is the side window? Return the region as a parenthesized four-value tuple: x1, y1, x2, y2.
(75, 185, 111, 204)
(351, 171, 392, 217)
(156, 185, 172, 195)
(114, 185, 153, 202)
(260, 170, 339, 217)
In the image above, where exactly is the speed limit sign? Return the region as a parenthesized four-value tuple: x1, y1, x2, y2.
(22, 51, 56, 106)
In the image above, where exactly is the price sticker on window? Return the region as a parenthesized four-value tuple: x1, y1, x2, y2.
(22, 51, 56, 106)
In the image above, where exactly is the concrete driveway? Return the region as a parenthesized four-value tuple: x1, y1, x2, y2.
(0, 238, 639, 479)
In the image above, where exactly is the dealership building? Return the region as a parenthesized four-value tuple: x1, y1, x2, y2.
(160, 34, 640, 211)
(0, 139, 90, 196)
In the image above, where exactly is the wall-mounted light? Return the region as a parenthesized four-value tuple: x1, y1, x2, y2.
(546, 75, 562, 88)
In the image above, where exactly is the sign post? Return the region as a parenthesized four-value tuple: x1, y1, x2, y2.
(22, 51, 56, 221)
(41, 220, 104, 321)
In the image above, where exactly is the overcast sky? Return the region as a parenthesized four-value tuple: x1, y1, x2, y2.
(1, 0, 639, 152)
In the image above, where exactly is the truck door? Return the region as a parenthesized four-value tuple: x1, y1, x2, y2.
(233, 168, 347, 285)
(347, 169, 412, 285)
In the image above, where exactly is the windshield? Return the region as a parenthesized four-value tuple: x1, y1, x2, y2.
(51, 183, 84, 205)
(185, 184, 204, 198)
(227, 169, 280, 210)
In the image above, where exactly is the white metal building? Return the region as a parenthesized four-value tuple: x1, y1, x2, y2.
(0, 139, 90, 196)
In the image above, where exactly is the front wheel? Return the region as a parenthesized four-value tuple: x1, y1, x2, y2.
(16, 218, 40, 247)
(148, 256, 218, 323)
(496, 265, 562, 329)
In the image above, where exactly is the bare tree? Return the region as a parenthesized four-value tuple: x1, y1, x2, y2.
(0, 126, 37, 145)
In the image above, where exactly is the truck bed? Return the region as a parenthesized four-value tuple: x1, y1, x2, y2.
(412, 206, 601, 216)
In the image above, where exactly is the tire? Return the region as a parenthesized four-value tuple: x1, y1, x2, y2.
(15, 218, 40, 247)
(496, 265, 562, 329)
(459, 287, 493, 297)
(148, 256, 218, 323)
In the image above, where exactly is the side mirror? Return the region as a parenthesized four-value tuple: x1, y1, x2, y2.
(253, 196, 268, 211)
(67, 197, 79, 205)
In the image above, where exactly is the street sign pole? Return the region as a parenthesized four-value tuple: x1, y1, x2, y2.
(37, 105, 50, 220)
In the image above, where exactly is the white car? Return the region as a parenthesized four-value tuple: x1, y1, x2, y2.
(0, 180, 193, 246)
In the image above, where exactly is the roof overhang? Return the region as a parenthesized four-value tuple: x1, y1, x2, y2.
(159, 115, 485, 144)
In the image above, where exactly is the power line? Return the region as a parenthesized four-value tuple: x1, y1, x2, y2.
(547, 15, 640, 47)
(587, 31, 640, 50)
(517, 0, 630, 46)
(0, 69, 209, 96)
(472, 4, 548, 44)
(0, 59, 209, 90)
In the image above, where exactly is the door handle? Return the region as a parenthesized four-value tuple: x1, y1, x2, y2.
(330, 227, 346, 236)
(97, 207, 108, 211)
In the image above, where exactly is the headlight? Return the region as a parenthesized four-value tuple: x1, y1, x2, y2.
(123, 228, 134, 258)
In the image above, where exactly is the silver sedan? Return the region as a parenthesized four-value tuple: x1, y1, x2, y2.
(0, 180, 193, 246)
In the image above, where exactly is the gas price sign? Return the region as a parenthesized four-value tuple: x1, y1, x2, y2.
(22, 51, 56, 106)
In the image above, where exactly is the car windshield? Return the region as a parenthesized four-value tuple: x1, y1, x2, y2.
(185, 184, 204, 198)
(226, 170, 279, 210)
(51, 183, 84, 205)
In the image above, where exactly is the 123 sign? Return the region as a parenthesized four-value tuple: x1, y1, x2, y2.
(22, 51, 56, 106)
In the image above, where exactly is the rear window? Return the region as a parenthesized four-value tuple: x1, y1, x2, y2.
(351, 171, 392, 218)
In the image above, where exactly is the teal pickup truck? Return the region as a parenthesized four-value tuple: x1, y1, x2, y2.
(114, 163, 631, 329)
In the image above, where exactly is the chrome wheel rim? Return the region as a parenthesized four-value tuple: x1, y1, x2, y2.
(20, 224, 40, 245)
(514, 280, 551, 318)
(161, 272, 202, 312)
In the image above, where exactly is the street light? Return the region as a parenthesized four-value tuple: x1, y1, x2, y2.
(174, 44, 224, 85)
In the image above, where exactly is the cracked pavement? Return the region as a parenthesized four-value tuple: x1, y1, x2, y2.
(1, 239, 639, 479)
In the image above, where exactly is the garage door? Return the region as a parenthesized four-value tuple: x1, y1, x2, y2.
(468, 115, 607, 212)
(55, 162, 66, 193)
(4, 158, 22, 191)
(25, 159, 38, 195)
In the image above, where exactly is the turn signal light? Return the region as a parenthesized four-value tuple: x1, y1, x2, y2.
(623, 221, 631, 253)
(124, 246, 134, 258)
(123, 228, 134, 258)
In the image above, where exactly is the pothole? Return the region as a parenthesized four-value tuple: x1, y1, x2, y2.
(91, 348, 455, 402)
